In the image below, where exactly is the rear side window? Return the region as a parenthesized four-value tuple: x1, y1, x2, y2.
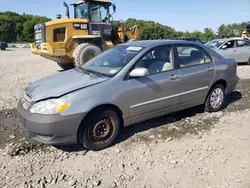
(176, 45, 212, 68)
(236, 40, 250, 47)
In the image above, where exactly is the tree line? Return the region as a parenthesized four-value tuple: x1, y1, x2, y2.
(0, 11, 247, 42)
(112, 18, 247, 42)
(0, 11, 51, 42)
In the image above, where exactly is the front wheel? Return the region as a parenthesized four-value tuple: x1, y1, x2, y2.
(205, 84, 226, 112)
(78, 109, 121, 151)
(73, 43, 102, 68)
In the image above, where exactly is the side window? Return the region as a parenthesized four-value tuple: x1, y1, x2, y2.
(223, 40, 235, 49)
(176, 45, 211, 68)
(236, 40, 250, 47)
(76, 4, 88, 19)
(134, 45, 174, 75)
(90, 4, 107, 22)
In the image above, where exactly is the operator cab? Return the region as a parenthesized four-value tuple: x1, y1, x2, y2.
(72, 0, 115, 23)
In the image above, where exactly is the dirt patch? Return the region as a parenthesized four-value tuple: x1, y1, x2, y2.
(226, 79, 250, 112)
(0, 49, 250, 188)
(1, 80, 249, 155)
(120, 106, 221, 148)
(0, 108, 47, 156)
(119, 79, 250, 146)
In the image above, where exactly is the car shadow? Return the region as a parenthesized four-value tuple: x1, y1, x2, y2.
(56, 90, 243, 153)
(238, 62, 249, 66)
(223, 91, 242, 109)
(57, 69, 66, 72)
(1, 49, 15, 51)
(57, 68, 74, 72)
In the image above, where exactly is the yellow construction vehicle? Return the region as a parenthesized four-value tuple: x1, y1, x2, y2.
(115, 21, 140, 43)
(242, 21, 250, 39)
(30, 0, 140, 70)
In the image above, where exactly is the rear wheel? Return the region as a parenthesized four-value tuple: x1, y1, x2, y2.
(73, 43, 102, 68)
(0, 47, 6, 51)
(78, 108, 121, 151)
(205, 84, 226, 112)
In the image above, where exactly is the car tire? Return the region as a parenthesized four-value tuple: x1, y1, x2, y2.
(57, 63, 74, 70)
(1, 47, 6, 51)
(78, 108, 121, 151)
(73, 43, 102, 68)
(205, 84, 226, 112)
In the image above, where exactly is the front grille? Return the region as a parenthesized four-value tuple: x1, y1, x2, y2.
(22, 92, 32, 110)
(34, 23, 46, 49)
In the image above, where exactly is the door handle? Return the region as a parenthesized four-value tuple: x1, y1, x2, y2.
(169, 74, 180, 80)
(206, 67, 214, 72)
(233, 50, 237, 52)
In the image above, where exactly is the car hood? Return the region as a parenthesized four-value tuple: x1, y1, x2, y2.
(26, 68, 108, 101)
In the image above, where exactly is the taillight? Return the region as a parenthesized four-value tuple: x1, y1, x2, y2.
(235, 62, 238, 68)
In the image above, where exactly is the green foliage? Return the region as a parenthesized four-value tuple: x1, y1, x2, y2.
(0, 11, 51, 42)
(0, 11, 247, 43)
(112, 18, 247, 42)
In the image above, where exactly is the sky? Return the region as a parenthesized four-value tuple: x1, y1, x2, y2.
(1, 0, 250, 32)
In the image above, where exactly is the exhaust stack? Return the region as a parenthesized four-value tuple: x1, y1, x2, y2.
(63, 2, 70, 19)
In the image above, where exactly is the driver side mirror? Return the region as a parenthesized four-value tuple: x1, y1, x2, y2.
(129, 68, 148, 78)
(221, 45, 227, 50)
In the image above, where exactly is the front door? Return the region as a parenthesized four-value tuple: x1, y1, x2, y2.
(218, 40, 238, 60)
(126, 45, 182, 124)
(175, 44, 216, 109)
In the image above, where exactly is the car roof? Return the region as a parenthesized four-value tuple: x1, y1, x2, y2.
(118, 39, 202, 48)
(212, 37, 247, 42)
(173, 37, 201, 40)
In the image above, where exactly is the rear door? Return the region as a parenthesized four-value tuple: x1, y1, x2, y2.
(175, 43, 216, 109)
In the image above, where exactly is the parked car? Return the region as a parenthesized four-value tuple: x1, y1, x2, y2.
(17, 40, 239, 151)
(172, 37, 203, 44)
(0, 41, 8, 50)
(205, 37, 250, 65)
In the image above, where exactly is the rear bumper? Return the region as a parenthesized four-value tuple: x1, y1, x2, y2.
(17, 100, 85, 145)
(226, 75, 239, 94)
(30, 43, 72, 64)
(30, 42, 67, 56)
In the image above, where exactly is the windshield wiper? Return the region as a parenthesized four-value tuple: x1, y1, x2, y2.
(84, 68, 112, 78)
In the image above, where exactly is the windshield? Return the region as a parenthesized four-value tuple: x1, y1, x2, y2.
(82, 45, 144, 77)
(75, 3, 109, 22)
(75, 3, 88, 19)
(205, 40, 225, 49)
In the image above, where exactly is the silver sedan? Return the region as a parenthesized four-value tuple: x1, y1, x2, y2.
(17, 40, 239, 151)
(205, 37, 250, 65)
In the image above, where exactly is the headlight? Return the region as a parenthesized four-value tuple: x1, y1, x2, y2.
(30, 98, 70, 114)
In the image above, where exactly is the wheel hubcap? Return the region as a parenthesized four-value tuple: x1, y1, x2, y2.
(90, 117, 114, 144)
(210, 88, 224, 109)
(84, 53, 95, 62)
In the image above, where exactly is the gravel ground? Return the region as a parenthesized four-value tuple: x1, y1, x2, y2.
(0, 48, 250, 188)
